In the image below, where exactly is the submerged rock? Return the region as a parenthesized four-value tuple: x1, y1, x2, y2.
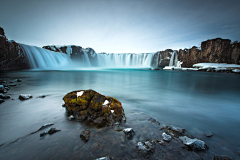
(80, 130, 90, 142)
(123, 128, 135, 139)
(8, 83, 17, 87)
(40, 131, 48, 137)
(136, 141, 154, 158)
(148, 117, 160, 125)
(48, 128, 61, 135)
(0, 98, 4, 103)
(0, 85, 7, 93)
(95, 156, 111, 160)
(179, 136, 208, 151)
(0, 94, 11, 99)
(39, 127, 60, 137)
(37, 95, 46, 98)
(162, 132, 172, 142)
(167, 125, 186, 137)
(63, 89, 126, 127)
(19, 94, 33, 100)
(14, 79, 22, 82)
(68, 115, 75, 120)
(38, 123, 54, 131)
(205, 131, 213, 137)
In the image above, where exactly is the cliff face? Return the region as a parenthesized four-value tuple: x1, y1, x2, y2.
(151, 49, 175, 67)
(0, 27, 29, 70)
(42, 45, 97, 65)
(178, 38, 240, 68)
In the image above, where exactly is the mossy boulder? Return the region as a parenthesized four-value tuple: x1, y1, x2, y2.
(63, 89, 126, 127)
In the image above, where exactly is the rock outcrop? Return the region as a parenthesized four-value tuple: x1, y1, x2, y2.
(42, 45, 98, 65)
(152, 38, 240, 68)
(0, 27, 29, 70)
(178, 38, 240, 67)
(63, 89, 126, 127)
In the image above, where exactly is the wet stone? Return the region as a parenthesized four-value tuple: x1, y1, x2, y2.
(0, 85, 7, 93)
(123, 128, 135, 139)
(8, 83, 17, 87)
(19, 94, 33, 100)
(179, 136, 208, 151)
(0, 98, 4, 103)
(136, 141, 154, 158)
(80, 130, 90, 142)
(205, 131, 213, 137)
(0, 94, 11, 99)
(38, 123, 54, 131)
(95, 156, 111, 160)
(14, 79, 22, 82)
(156, 140, 165, 146)
(162, 132, 172, 142)
(48, 128, 61, 135)
(148, 117, 160, 125)
(40, 131, 48, 137)
(37, 95, 46, 98)
(167, 125, 186, 137)
(68, 115, 75, 120)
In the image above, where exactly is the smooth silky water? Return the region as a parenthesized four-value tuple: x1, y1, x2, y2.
(0, 69, 240, 159)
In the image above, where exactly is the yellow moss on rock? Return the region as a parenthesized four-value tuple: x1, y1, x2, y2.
(63, 89, 125, 126)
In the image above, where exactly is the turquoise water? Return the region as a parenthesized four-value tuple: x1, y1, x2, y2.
(0, 69, 240, 158)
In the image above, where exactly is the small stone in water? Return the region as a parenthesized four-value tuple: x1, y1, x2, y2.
(80, 130, 90, 142)
(40, 131, 48, 137)
(0, 98, 4, 103)
(162, 132, 171, 142)
(68, 115, 75, 120)
(14, 79, 22, 82)
(205, 131, 213, 137)
(95, 156, 111, 160)
(19, 94, 32, 100)
(48, 128, 61, 135)
(123, 128, 135, 139)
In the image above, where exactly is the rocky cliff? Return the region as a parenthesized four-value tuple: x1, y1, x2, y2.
(0, 27, 29, 70)
(178, 38, 240, 68)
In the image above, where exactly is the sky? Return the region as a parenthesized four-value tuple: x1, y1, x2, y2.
(1, 0, 240, 53)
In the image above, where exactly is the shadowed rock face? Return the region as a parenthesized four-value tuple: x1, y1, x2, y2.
(0, 27, 29, 70)
(178, 38, 240, 68)
(63, 89, 126, 127)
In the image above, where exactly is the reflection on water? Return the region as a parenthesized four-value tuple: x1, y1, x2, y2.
(0, 69, 240, 158)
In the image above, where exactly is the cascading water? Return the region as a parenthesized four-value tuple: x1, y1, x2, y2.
(96, 53, 153, 68)
(20, 44, 154, 69)
(20, 44, 72, 69)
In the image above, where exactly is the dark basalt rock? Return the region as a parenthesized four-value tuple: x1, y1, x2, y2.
(48, 128, 61, 135)
(0, 94, 11, 99)
(14, 79, 22, 82)
(179, 136, 208, 151)
(136, 141, 154, 158)
(0, 28, 30, 70)
(37, 95, 46, 98)
(80, 130, 90, 142)
(38, 123, 54, 131)
(205, 131, 213, 137)
(63, 89, 126, 127)
(0, 98, 4, 103)
(123, 128, 135, 139)
(19, 94, 32, 100)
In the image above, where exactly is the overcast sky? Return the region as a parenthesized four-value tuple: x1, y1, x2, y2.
(1, 0, 240, 53)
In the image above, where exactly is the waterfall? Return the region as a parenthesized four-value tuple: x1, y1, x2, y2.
(19, 44, 154, 69)
(169, 51, 175, 66)
(20, 44, 72, 69)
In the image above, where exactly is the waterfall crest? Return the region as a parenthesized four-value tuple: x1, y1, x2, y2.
(20, 44, 72, 69)
(20, 44, 153, 69)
